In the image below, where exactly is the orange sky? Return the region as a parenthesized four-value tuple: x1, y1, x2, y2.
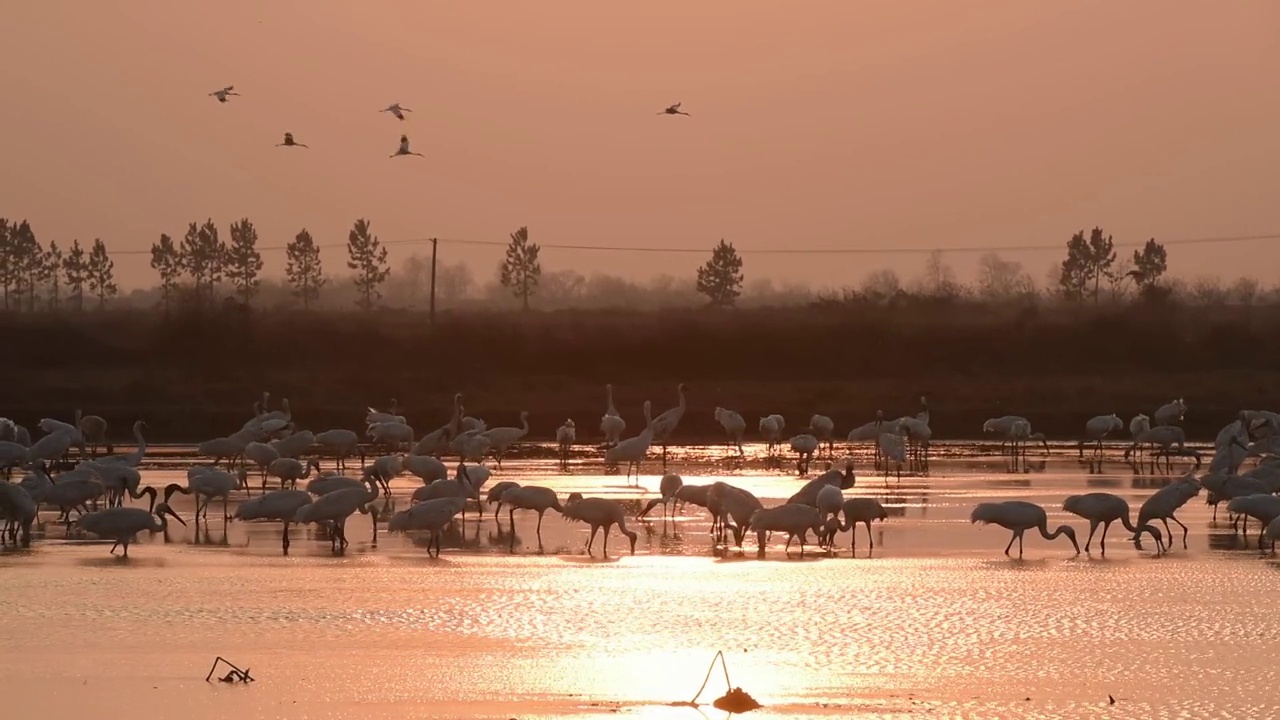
(2, 1, 1277, 289)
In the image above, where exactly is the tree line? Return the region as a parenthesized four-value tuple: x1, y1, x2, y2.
(0, 215, 1248, 313)
(0, 219, 117, 311)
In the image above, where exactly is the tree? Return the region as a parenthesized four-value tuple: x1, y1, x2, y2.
(63, 239, 88, 311)
(180, 219, 226, 306)
(285, 228, 325, 309)
(435, 261, 473, 304)
(976, 252, 1033, 300)
(1059, 227, 1116, 304)
(499, 226, 542, 311)
(150, 233, 182, 314)
(0, 219, 12, 309)
(225, 218, 263, 303)
(919, 250, 961, 298)
(43, 240, 62, 310)
(86, 239, 118, 309)
(695, 239, 744, 307)
(859, 269, 902, 303)
(9, 220, 44, 312)
(1130, 238, 1168, 289)
(346, 218, 389, 310)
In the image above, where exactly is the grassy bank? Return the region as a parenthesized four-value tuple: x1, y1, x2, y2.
(1, 300, 1277, 444)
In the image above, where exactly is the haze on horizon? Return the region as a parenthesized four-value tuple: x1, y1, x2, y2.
(1, 1, 1277, 291)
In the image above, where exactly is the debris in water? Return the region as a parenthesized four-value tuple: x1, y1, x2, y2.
(1109, 694, 1116, 705)
(713, 687, 762, 713)
(671, 650, 762, 713)
(205, 656, 255, 684)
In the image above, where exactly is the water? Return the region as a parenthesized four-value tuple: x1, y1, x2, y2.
(3, 442, 1276, 719)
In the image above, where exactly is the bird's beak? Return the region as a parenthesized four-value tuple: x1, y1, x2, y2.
(165, 506, 187, 527)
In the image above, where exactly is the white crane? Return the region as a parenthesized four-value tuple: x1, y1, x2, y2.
(560, 493, 637, 556)
(380, 103, 412, 120)
(78, 411, 108, 456)
(555, 419, 575, 468)
(786, 460, 856, 506)
(1062, 492, 1163, 555)
(268, 457, 320, 491)
(600, 384, 626, 447)
(481, 411, 530, 468)
(789, 434, 819, 475)
(826, 497, 888, 554)
(1078, 414, 1124, 460)
(749, 504, 824, 556)
(314, 429, 362, 470)
(293, 476, 381, 552)
(708, 481, 763, 548)
(485, 480, 522, 520)
(658, 102, 690, 116)
(847, 411, 887, 469)
(95, 420, 147, 467)
(1154, 398, 1187, 427)
(970, 500, 1079, 558)
(234, 489, 313, 554)
(604, 401, 653, 484)
(0, 482, 37, 547)
(390, 134, 424, 158)
(714, 407, 746, 456)
(638, 472, 684, 524)
(649, 383, 688, 468)
(758, 414, 784, 456)
(166, 467, 247, 522)
(277, 132, 308, 148)
(365, 399, 404, 426)
(77, 501, 186, 557)
(1225, 494, 1280, 549)
(389, 496, 467, 558)
(501, 485, 564, 547)
(1133, 475, 1200, 549)
(210, 85, 239, 103)
(809, 414, 835, 458)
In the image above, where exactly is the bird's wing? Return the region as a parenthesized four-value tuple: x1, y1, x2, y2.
(673, 102, 681, 109)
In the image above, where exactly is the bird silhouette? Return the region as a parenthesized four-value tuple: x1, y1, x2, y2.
(277, 132, 308, 149)
(391, 134, 424, 158)
(658, 102, 690, 116)
(381, 103, 412, 120)
(209, 85, 239, 103)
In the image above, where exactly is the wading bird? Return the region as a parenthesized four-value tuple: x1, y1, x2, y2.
(600, 384, 626, 447)
(561, 493, 637, 556)
(234, 489, 313, 554)
(970, 500, 1079, 558)
(1062, 492, 1164, 555)
(77, 500, 186, 557)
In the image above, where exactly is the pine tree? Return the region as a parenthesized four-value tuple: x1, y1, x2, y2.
(695, 239, 744, 307)
(498, 226, 541, 311)
(43, 240, 62, 310)
(0, 219, 12, 309)
(180, 219, 226, 306)
(63, 239, 88, 311)
(150, 233, 181, 314)
(346, 218, 390, 310)
(286, 228, 325, 309)
(86, 239, 118, 309)
(1059, 227, 1115, 304)
(1130, 238, 1168, 288)
(10, 220, 44, 312)
(225, 218, 263, 303)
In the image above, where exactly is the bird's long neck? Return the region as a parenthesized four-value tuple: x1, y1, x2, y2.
(605, 386, 617, 416)
(1119, 512, 1142, 535)
(1038, 522, 1067, 540)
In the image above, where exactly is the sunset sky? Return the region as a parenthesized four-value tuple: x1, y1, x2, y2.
(2, 1, 1277, 290)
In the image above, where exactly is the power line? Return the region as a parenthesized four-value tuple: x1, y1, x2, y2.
(100, 230, 1280, 258)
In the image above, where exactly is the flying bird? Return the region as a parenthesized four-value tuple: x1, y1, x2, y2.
(390, 134, 423, 158)
(658, 102, 690, 116)
(210, 86, 239, 103)
(277, 132, 308, 149)
(381, 103, 412, 120)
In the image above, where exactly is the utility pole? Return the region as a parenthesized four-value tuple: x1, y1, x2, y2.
(429, 237, 438, 325)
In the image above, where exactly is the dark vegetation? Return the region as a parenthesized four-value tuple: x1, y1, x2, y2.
(1, 299, 1276, 444)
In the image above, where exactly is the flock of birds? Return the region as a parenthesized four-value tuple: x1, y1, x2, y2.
(3, 387, 1280, 562)
(209, 84, 689, 160)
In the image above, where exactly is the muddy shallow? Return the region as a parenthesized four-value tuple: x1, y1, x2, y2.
(3, 442, 1275, 719)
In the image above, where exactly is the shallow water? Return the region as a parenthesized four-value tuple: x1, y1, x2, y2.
(4, 443, 1276, 719)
